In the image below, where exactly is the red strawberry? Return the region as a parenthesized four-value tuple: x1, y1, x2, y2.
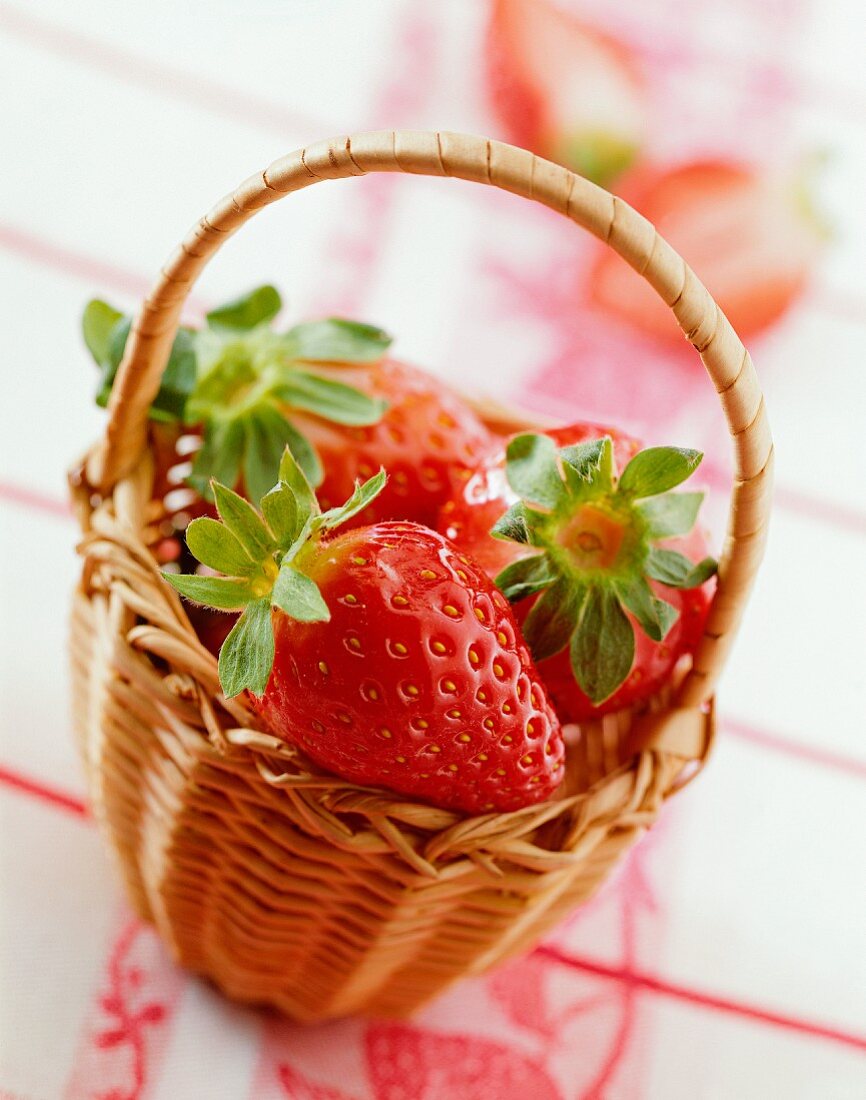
(165, 450, 565, 814)
(290, 357, 492, 527)
(486, 0, 645, 187)
(438, 425, 716, 722)
(185, 351, 489, 659)
(588, 160, 828, 342)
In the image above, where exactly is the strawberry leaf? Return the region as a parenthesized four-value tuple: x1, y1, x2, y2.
(637, 492, 704, 539)
(491, 501, 533, 544)
(243, 405, 302, 505)
(205, 285, 282, 331)
(91, 311, 196, 424)
(289, 318, 392, 363)
(163, 573, 255, 610)
(571, 587, 635, 704)
(218, 598, 274, 697)
(185, 517, 255, 577)
(521, 580, 582, 662)
(148, 328, 197, 421)
(85, 294, 393, 501)
(560, 437, 614, 493)
(278, 446, 319, 523)
(188, 419, 244, 499)
(212, 482, 277, 560)
(615, 575, 679, 642)
(82, 300, 123, 364)
(318, 469, 386, 530)
(505, 433, 567, 511)
(275, 370, 387, 426)
(646, 549, 718, 589)
(278, 417, 324, 488)
(93, 316, 132, 408)
(260, 482, 301, 548)
(273, 564, 330, 623)
(494, 553, 557, 602)
(489, 432, 714, 707)
(619, 447, 702, 498)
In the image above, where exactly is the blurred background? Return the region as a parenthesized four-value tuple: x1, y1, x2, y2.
(1, 2, 864, 1097)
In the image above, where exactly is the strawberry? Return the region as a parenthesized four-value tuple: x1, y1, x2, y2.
(588, 160, 828, 342)
(83, 287, 491, 527)
(438, 425, 716, 722)
(289, 357, 492, 527)
(164, 450, 565, 814)
(486, 0, 645, 187)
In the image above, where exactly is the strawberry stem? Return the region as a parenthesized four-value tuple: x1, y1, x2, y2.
(492, 433, 717, 705)
(82, 287, 393, 502)
(163, 447, 386, 698)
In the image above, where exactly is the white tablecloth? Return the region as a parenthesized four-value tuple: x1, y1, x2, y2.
(1, 2, 864, 1097)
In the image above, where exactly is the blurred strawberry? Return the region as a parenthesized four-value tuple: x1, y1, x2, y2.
(486, 0, 644, 187)
(588, 159, 829, 342)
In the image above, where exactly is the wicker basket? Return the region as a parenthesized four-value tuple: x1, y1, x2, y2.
(69, 131, 772, 1022)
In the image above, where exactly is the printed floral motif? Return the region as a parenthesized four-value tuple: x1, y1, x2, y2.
(482, 237, 708, 433)
(278, 1063, 360, 1100)
(486, 829, 667, 1100)
(63, 917, 181, 1100)
(364, 1022, 563, 1100)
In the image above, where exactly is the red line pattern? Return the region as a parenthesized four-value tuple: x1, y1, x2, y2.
(0, 763, 89, 818)
(699, 459, 866, 540)
(535, 944, 866, 1054)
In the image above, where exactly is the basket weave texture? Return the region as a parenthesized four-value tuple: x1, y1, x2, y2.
(69, 131, 772, 1022)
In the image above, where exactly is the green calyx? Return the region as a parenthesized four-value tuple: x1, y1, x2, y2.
(82, 286, 392, 501)
(492, 433, 717, 706)
(554, 129, 639, 190)
(163, 446, 386, 698)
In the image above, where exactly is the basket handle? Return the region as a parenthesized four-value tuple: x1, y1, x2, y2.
(87, 130, 773, 710)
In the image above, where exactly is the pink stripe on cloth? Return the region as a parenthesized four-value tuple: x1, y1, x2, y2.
(0, 2, 331, 139)
(0, 764, 88, 817)
(0, 222, 150, 303)
(62, 915, 186, 1100)
(0, 222, 209, 317)
(0, 480, 71, 520)
(722, 716, 866, 782)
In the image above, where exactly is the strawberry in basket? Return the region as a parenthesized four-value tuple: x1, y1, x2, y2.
(164, 449, 565, 814)
(82, 286, 491, 526)
(438, 424, 716, 721)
